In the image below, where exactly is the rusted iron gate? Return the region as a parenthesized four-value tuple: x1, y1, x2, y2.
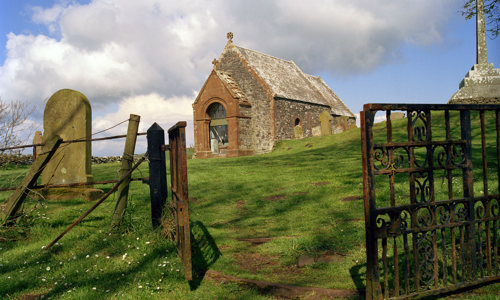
(361, 103, 500, 299)
(147, 121, 192, 281)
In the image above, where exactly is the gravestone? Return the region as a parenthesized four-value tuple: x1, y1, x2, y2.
(391, 112, 405, 120)
(40, 89, 98, 200)
(32, 131, 43, 159)
(319, 110, 333, 136)
(448, 0, 500, 104)
(294, 125, 303, 139)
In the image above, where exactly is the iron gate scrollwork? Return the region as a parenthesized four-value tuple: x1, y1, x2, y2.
(361, 104, 500, 299)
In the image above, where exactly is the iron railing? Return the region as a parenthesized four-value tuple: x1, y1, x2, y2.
(361, 103, 500, 299)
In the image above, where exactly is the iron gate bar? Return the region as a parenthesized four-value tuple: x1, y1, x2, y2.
(168, 121, 192, 281)
(361, 103, 500, 299)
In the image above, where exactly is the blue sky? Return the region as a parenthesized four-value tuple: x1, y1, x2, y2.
(1, 0, 499, 155)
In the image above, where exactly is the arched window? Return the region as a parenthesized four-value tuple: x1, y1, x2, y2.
(207, 103, 228, 154)
(294, 118, 301, 127)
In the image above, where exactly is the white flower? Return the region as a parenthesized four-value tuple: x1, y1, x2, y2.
(106, 256, 110, 259)
(46, 266, 50, 271)
(145, 241, 150, 245)
(86, 255, 90, 258)
(92, 287, 96, 290)
(138, 285, 143, 288)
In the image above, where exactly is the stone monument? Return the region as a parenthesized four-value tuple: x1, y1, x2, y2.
(320, 110, 333, 136)
(40, 89, 99, 200)
(448, 0, 500, 104)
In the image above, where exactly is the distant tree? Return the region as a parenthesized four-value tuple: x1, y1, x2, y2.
(462, 0, 500, 39)
(0, 98, 34, 153)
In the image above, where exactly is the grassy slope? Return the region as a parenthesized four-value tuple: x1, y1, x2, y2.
(0, 111, 499, 299)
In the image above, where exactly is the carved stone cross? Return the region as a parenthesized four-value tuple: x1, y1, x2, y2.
(476, 0, 488, 65)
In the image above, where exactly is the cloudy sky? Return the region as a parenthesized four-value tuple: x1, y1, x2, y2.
(1, 0, 499, 156)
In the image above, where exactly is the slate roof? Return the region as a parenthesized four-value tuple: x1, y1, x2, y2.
(305, 74, 355, 117)
(215, 70, 248, 103)
(222, 43, 354, 118)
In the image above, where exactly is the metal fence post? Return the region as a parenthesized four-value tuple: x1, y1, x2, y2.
(147, 123, 167, 229)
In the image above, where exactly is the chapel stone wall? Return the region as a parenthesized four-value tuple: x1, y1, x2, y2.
(218, 50, 274, 153)
(238, 105, 253, 150)
(274, 98, 329, 140)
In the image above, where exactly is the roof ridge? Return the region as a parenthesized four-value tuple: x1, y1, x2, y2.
(234, 45, 294, 65)
(314, 76, 355, 117)
(290, 61, 332, 107)
(307, 75, 355, 117)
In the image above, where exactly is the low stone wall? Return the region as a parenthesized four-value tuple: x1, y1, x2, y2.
(91, 156, 122, 164)
(0, 153, 34, 167)
(0, 154, 126, 167)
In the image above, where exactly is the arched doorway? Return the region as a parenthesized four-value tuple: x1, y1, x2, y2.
(207, 102, 228, 154)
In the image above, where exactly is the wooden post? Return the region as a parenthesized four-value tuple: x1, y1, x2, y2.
(111, 114, 140, 226)
(1, 136, 62, 224)
(147, 123, 167, 229)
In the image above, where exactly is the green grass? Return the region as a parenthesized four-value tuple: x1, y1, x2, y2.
(0, 111, 499, 299)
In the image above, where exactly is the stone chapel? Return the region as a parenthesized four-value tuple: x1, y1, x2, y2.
(192, 33, 356, 158)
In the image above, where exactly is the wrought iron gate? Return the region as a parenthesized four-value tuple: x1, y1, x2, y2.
(361, 104, 500, 299)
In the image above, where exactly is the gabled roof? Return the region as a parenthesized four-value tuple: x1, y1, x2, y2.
(220, 41, 354, 118)
(305, 75, 355, 117)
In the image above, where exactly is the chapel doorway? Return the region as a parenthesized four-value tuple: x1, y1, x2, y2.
(207, 102, 228, 154)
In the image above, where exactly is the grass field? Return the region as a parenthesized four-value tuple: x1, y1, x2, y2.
(0, 111, 499, 299)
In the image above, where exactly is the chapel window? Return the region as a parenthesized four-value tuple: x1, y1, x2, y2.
(294, 118, 301, 127)
(207, 103, 228, 154)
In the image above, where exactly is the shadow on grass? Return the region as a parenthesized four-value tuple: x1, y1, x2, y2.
(349, 262, 367, 298)
(189, 221, 221, 290)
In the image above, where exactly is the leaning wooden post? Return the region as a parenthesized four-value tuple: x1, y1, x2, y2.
(147, 123, 167, 229)
(111, 114, 140, 226)
(1, 136, 62, 224)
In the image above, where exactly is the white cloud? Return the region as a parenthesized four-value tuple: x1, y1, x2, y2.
(92, 92, 195, 155)
(0, 0, 460, 154)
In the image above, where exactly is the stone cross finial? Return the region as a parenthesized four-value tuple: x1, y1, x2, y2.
(477, 0, 488, 64)
(212, 58, 219, 69)
(227, 32, 233, 42)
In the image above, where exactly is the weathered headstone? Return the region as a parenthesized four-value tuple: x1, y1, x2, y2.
(333, 116, 356, 134)
(448, 0, 500, 104)
(41, 89, 94, 200)
(391, 112, 405, 120)
(320, 110, 333, 136)
(32, 131, 43, 159)
(312, 126, 321, 137)
(294, 125, 303, 139)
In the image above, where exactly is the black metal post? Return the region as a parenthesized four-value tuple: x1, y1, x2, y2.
(147, 123, 167, 229)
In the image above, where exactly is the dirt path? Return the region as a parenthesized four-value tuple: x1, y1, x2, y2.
(206, 270, 364, 299)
